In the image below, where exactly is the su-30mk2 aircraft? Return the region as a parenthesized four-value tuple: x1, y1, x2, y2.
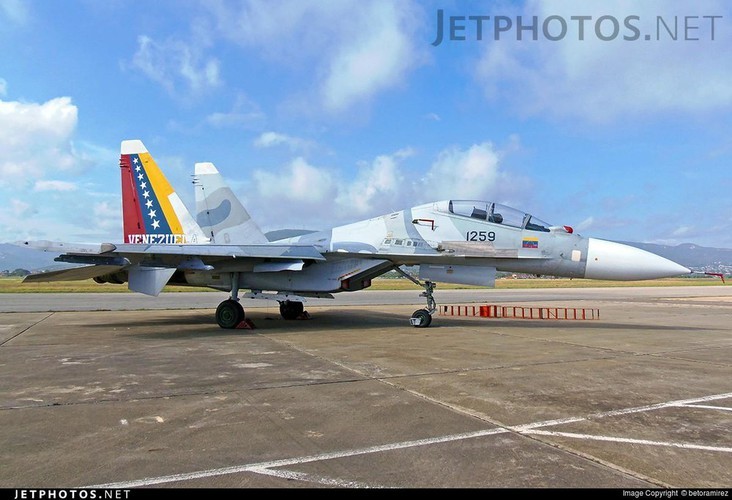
(20, 140, 691, 328)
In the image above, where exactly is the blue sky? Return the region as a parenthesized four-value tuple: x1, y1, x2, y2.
(1, 0, 731, 248)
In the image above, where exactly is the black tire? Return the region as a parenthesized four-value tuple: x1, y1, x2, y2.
(216, 299, 245, 329)
(411, 309, 432, 328)
(280, 300, 304, 320)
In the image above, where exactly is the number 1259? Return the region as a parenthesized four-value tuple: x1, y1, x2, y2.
(466, 231, 495, 242)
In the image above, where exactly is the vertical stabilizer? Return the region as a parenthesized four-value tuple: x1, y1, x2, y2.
(120, 140, 209, 245)
(193, 162, 268, 244)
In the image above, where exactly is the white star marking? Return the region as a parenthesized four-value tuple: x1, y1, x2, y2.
(140, 181, 147, 189)
(148, 209, 157, 219)
(138, 174, 144, 180)
(143, 190, 150, 198)
(145, 200, 153, 209)
(152, 220, 160, 229)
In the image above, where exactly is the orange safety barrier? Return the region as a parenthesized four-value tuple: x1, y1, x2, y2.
(438, 304, 600, 320)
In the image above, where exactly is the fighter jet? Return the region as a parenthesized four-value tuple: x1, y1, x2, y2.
(19, 140, 691, 328)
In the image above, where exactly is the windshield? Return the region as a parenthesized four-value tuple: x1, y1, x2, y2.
(447, 200, 551, 232)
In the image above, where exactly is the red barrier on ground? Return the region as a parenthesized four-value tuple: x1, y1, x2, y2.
(438, 305, 600, 320)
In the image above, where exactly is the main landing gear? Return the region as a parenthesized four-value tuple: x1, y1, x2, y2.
(216, 299, 245, 329)
(394, 268, 437, 328)
(216, 272, 245, 329)
(215, 273, 308, 328)
(279, 300, 304, 320)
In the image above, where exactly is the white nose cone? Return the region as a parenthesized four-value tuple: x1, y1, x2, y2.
(585, 238, 691, 280)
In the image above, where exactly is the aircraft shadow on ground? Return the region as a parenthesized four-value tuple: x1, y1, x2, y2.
(80, 308, 715, 340)
(87, 309, 414, 338)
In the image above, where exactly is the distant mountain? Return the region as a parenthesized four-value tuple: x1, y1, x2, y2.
(2, 241, 731, 275)
(0, 244, 63, 273)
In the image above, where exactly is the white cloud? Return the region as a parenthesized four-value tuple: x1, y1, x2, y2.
(420, 142, 504, 201)
(92, 201, 121, 232)
(252, 157, 335, 203)
(672, 226, 693, 237)
(254, 132, 288, 148)
(33, 180, 77, 192)
(206, 95, 264, 128)
(0, 96, 80, 182)
(321, 2, 423, 111)
(253, 132, 314, 152)
(475, 0, 732, 122)
(0, 0, 28, 24)
(245, 151, 410, 229)
(1, 189, 123, 242)
(10, 198, 33, 217)
(336, 153, 404, 215)
(207, 0, 426, 112)
(243, 139, 526, 231)
(394, 147, 416, 160)
(574, 216, 595, 233)
(131, 35, 221, 95)
(205, 110, 260, 128)
(0, 94, 117, 241)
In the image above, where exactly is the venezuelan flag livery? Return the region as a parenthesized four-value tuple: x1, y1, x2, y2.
(120, 140, 207, 245)
(522, 237, 539, 249)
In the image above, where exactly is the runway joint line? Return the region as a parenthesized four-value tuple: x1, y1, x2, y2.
(86, 391, 732, 489)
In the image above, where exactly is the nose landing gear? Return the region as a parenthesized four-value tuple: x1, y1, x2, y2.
(394, 267, 437, 328)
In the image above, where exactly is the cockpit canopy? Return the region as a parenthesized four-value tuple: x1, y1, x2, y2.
(442, 200, 551, 232)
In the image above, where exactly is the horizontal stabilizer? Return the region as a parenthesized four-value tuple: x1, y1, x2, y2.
(23, 265, 126, 282)
(127, 265, 176, 296)
(113, 243, 326, 261)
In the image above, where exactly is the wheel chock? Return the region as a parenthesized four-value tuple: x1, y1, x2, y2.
(296, 311, 311, 320)
(236, 319, 256, 329)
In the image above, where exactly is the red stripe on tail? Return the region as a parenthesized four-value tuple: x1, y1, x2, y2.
(120, 154, 145, 243)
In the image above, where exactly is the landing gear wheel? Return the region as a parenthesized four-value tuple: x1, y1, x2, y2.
(216, 299, 245, 329)
(279, 300, 304, 320)
(411, 309, 432, 328)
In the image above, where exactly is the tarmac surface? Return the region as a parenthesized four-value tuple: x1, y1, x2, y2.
(1, 286, 731, 488)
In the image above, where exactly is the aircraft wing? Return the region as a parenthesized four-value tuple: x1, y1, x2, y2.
(18, 240, 327, 296)
(23, 264, 127, 282)
(111, 243, 326, 261)
(18, 240, 326, 262)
